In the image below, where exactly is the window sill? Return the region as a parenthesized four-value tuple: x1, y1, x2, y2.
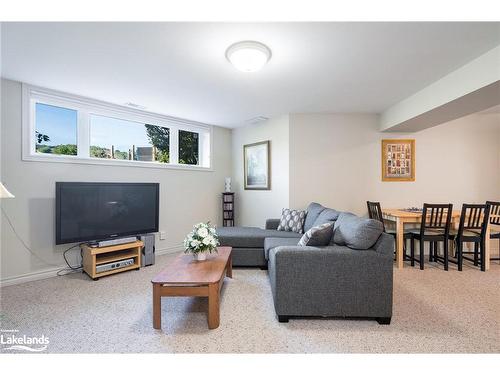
(22, 153, 213, 172)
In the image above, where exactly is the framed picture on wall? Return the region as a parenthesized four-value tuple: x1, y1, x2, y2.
(381, 139, 415, 182)
(244, 140, 270, 190)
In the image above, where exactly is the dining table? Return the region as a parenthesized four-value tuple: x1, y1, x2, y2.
(382, 208, 498, 271)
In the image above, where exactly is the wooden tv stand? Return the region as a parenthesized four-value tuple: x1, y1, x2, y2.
(81, 240, 143, 280)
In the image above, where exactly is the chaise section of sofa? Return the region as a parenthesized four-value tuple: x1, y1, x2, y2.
(217, 226, 302, 267)
(267, 232, 394, 324)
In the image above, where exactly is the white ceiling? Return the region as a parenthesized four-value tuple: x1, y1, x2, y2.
(2, 22, 499, 127)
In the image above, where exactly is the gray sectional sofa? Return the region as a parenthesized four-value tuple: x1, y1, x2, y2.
(217, 202, 394, 324)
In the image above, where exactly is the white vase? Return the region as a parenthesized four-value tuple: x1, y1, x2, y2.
(196, 252, 207, 261)
(224, 177, 231, 192)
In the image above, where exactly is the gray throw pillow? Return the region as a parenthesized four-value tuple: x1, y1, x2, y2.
(277, 208, 307, 234)
(330, 211, 357, 245)
(333, 212, 383, 250)
(298, 222, 334, 246)
(303, 202, 326, 232)
(313, 208, 340, 227)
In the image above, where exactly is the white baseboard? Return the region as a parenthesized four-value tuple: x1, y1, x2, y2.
(156, 245, 183, 256)
(0, 266, 63, 287)
(0, 244, 183, 287)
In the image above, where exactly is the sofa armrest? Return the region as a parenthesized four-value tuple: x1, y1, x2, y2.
(265, 218, 281, 230)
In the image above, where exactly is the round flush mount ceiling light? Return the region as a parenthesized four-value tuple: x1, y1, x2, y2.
(225, 41, 272, 72)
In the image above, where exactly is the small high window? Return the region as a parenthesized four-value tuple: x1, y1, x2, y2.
(24, 84, 212, 170)
(179, 130, 199, 165)
(90, 115, 170, 163)
(35, 103, 78, 156)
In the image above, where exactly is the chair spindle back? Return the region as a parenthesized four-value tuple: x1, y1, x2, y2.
(486, 201, 500, 226)
(367, 201, 386, 232)
(457, 204, 489, 238)
(420, 203, 453, 235)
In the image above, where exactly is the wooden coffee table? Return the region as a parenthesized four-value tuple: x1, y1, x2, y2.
(151, 246, 232, 330)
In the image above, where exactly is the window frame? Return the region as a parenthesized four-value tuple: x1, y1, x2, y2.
(22, 84, 213, 171)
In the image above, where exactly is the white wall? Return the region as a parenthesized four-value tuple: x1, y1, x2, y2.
(2, 75, 499, 284)
(0, 79, 232, 284)
(231, 115, 289, 227)
(0, 24, 3, 269)
(289, 113, 500, 215)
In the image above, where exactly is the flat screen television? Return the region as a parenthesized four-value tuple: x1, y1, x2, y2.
(56, 182, 159, 244)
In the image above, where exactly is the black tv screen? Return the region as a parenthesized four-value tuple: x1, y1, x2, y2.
(56, 182, 159, 244)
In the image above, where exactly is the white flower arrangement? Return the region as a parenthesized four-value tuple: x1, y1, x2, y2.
(184, 222, 219, 255)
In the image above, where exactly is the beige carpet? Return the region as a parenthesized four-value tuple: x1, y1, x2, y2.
(1, 252, 499, 353)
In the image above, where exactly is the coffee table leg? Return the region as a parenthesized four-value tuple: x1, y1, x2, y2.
(153, 283, 161, 329)
(208, 282, 220, 329)
(226, 254, 232, 278)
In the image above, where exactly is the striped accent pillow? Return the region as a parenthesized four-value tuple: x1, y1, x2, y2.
(298, 222, 334, 246)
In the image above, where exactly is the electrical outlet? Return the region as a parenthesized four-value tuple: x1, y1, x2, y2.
(159, 231, 166, 240)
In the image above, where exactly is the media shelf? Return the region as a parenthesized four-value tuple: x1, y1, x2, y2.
(81, 240, 143, 280)
(222, 192, 235, 227)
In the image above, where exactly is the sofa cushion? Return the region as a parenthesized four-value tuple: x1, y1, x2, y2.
(264, 237, 300, 260)
(217, 226, 302, 248)
(313, 208, 340, 227)
(298, 222, 334, 247)
(303, 202, 326, 232)
(333, 212, 383, 250)
(277, 208, 307, 233)
(230, 247, 267, 267)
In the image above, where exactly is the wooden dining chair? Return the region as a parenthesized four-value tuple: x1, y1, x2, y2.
(486, 201, 500, 263)
(367, 201, 411, 260)
(408, 203, 453, 270)
(447, 204, 489, 271)
(367, 201, 387, 231)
